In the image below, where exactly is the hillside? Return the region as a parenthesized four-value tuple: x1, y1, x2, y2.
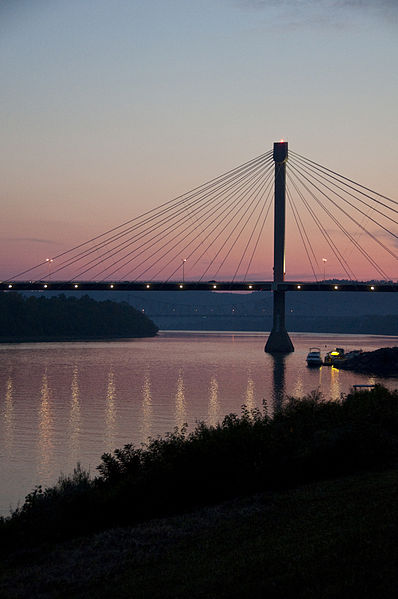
(0, 293, 158, 341)
(2, 387, 398, 597)
(21, 288, 398, 334)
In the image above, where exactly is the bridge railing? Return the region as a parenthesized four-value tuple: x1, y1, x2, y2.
(1, 281, 397, 292)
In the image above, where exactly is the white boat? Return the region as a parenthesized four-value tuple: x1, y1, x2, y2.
(306, 347, 322, 367)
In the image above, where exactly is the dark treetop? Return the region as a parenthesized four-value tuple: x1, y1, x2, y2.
(0, 292, 158, 341)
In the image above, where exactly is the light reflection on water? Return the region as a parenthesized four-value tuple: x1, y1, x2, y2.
(69, 365, 81, 464)
(0, 331, 397, 515)
(140, 372, 152, 444)
(3, 375, 14, 457)
(208, 375, 219, 427)
(245, 371, 255, 413)
(175, 369, 187, 431)
(105, 368, 117, 452)
(38, 371, 53, 480)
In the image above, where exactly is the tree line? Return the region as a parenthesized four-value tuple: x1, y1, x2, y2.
(0, 292, 158, 339)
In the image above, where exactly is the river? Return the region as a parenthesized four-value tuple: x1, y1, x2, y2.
(1, 331, 397, 516)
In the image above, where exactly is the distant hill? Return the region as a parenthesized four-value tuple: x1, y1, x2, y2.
(20, 288, 398, 335)
(0, 293, 158, 341)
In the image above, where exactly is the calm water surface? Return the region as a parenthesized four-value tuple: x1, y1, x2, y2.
(1, 331, 397, 515)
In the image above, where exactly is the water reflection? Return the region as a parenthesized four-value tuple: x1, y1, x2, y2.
(271, 355, 286, 413)
(141, 372, 152, 444)
(2, 333, 397, 517)
(175, 369, 187, 430)
(105, 368, 117, 450)
(38, 371, 53, 477)
(293, 371, 304, 399)
(318, 365, 323, 387)
(208, 374, 219, 427)
(244, 371, 255, 412)
(69, 366, 81, 462)
(3, 375, 14, 455)
(330, 366, 341, 399)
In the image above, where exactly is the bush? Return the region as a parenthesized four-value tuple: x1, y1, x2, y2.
(1, 385, 398, 549)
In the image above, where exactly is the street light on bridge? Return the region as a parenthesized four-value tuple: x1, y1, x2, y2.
(46, 258, 54, 279)
(322, 258, 327, 281)
(182, 258, 187, 283)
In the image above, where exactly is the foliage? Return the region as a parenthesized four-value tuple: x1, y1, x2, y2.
(0, 292, 158, 338)
(1, 385, 398, 549)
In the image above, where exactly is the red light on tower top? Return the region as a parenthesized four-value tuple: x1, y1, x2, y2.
(273, 140, 288, 163)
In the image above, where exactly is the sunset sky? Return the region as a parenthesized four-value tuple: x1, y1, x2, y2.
(1, 1, 397, 281)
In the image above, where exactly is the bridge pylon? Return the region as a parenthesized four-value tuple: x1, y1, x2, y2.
(265, 141, 294, 354)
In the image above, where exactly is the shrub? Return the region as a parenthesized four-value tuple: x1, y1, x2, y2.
(1, 385, 398, 550)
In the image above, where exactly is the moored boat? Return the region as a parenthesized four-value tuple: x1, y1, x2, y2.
(324, 348, 363, 366)
(306, 347, 322, 367)
(324, 347, 345, 365)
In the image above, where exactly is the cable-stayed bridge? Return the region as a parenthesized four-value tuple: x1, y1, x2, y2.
(2, 141, 397, 351)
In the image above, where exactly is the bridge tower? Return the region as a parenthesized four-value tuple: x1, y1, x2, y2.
(265, 141, 294, 353)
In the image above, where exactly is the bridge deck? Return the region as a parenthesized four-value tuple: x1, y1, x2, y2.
(1, 281, 397, 292)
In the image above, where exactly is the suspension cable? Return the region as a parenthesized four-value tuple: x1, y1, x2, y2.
(289, 166, 390, 279)
(287, 171, 356, 279)
(290, 150, 398, 208)
(72, 156, 272, 280)
(8, 150, 272, 280)
(286, 185, 319, 281)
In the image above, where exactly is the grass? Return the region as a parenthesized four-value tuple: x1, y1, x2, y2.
(2, 385, 398, 597)
(1, 468, 398, 598)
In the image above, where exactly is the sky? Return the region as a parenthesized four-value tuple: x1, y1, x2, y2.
(1, 0, 397, 281)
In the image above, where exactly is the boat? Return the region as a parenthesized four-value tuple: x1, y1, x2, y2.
(306, 347, 322, 367)
(324, 347, 345, 365)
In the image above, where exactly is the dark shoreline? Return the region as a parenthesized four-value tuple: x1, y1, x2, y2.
(338, 346, 398, 378)
(0, 333, 158, 343)
(0, 293, 159, 340)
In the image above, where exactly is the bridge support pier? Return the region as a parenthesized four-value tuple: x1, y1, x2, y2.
(265, 290, 294, 353)
(265, 140, 294, 354)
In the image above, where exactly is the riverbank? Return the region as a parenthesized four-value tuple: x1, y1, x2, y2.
(1, 468, 398, 598)
(0, 333, 158, 343)
(339, 346, 398, 377)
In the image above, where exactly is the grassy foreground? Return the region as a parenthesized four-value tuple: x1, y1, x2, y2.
(1, 385, 398, 597)
(1, 469, 398, 598)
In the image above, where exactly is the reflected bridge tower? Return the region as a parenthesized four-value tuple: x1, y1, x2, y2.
(265, 141, 294, 354)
